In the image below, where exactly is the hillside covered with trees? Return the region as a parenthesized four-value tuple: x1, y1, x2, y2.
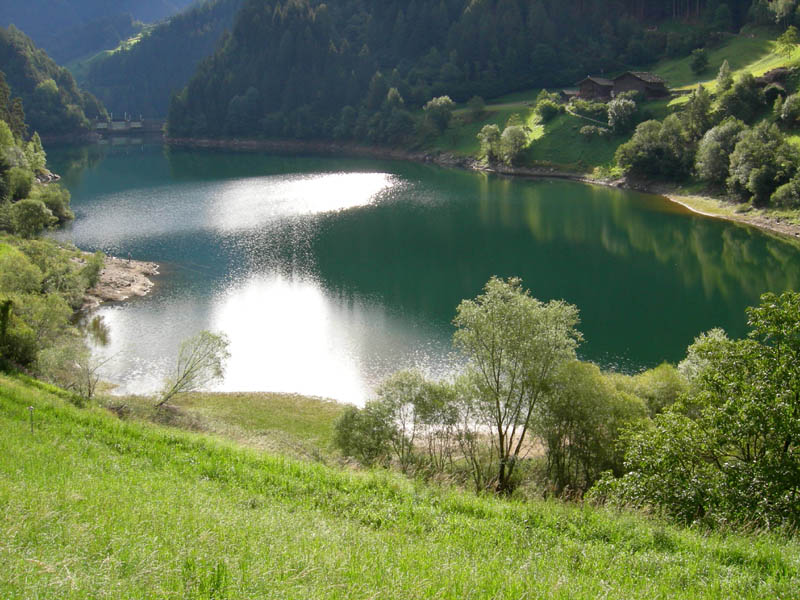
(0, 26, 107, 138)
(0, 0, 196, 60)
(83, 0, 244, 119)
(167, 0, 754, 141)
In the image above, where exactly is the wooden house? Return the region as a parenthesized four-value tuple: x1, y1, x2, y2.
(577, 76, 614, 100)
(612, 72, 668, 98)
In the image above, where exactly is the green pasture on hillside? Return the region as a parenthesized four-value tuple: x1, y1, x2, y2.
(1, 372, 798, 599)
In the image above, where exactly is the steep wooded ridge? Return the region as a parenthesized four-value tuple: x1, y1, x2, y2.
(0, 26, 107, 137)
(83, 0, 244, 119)
(0, 0, 196, 60)
(167, 0, 753, 140)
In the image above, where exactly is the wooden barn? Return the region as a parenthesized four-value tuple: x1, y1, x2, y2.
(612, 72, 668, 98)
(577, 76, 614, 100)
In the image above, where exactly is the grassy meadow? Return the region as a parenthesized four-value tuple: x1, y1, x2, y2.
(426, 26, 798, 174)
(2, 371, 799, 599)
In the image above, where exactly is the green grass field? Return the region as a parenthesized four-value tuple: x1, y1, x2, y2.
(2, 371, 799, 599)
(113, 390, 346, 459)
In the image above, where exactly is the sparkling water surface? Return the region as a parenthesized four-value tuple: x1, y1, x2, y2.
(49, 143, 800, 403)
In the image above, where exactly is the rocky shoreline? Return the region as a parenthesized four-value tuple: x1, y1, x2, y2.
(83, 255, 159, 311)
(167, 136, 800, 241)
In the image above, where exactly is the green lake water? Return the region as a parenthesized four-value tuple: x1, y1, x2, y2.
(48, 143, 800, 403)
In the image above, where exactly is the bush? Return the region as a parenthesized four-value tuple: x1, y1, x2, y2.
(579, 125, 609, 138)
(477, 124, 501, 163)
(500, 125, 527, 165)
(6, 167, 34, 201)
(333, 402, 395, 466)
(607, 97, 637, 133)
(540, 361, 647, 497)
(593, 292, 800, 530)
(11, 198, 56, 237)
(690, 48, 708, 74)
(780, 93, 800, 126)
(726, 121, 798, 205)
(771, 174, 800, 208)
(571, 99, 608, 121)
(695, 118, 746, 186)
(31, 185, 73, 224)
(535, 99, 562, 122)
(423, 95, 455, 133)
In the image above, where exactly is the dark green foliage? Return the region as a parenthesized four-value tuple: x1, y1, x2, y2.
(716, 73, 764, 124)
(423, 96, 455, 133)
(607, 97, 637, 133)
(477, 124, 501, 162)
(780, 92, 800, 126)
(167, 0, 756, 142)
(770, 174, 800, 208)
(85, 0, 244, 119)
(0, 1, 196, 54)
(540, 361, 647, 497)
(695, 118, 746, 186)
(466, 95, 486, 121)
(10, 199, 56, 238)
(30, 185, 73, 224)
(690, 48, 709, 74)
(683, 85, 713, 142)
(333, 402, 395, 466)
(727, 121, 798, 205)
(596, 292, 800, 530)
(570, 99, 608, 121)
(6, 167, 33, 201)
(535, 98, 562, 123)
(615, 115, 692, 179)
(0, 27, 107, 137)
(44, 14, 141, 65)
(716, 59, 734, 92)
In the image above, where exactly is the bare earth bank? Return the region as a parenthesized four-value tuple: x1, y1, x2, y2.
(83, 256, 159, 310)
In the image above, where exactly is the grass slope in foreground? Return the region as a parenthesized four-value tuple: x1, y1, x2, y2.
(1, 372, 799, 599)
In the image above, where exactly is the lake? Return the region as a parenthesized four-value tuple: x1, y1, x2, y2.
(48, 143, 800, 403)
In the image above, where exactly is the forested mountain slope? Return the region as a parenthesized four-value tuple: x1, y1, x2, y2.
(0, 0, 197, 57)
(0, 26, 107, 137)
(84, 0, 243, 119)
(167, 0, 754, 141)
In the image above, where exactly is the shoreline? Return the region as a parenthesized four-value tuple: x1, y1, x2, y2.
(166, 136, 800, 241)
(82, 255, 159, 311)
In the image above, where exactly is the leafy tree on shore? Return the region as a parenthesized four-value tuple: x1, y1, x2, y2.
(695, 118, 746, 186)
(594, 292, 800, 530)
(726, 121, 797, 204)
(453, 277, 581, 494)
(157, 330, 230, 408)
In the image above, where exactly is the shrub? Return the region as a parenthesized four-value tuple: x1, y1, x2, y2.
(535, 98, 562, 122)
(333, 402, 395, 466)
(695, 118, 746, 186)
(771, 174, 800, 208)
(607, 97, 637, 133)
(500, 125, 528, 165)
(579, 125, 609, 138)
(6, 167, 34, 201)
(690, 48, 708, 74)
(593, 292, 800, 530)
(11, 198, 56, 237)
(31, 185, 73, 224)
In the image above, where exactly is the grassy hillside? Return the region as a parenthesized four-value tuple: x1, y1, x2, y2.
(115, 390, 345, 459)
(2, 371, 798, 599)
(428, 27, 795, 173)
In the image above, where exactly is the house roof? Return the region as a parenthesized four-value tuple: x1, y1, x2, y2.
(616, 71, 666, 84)
(577, 76, 614, 87)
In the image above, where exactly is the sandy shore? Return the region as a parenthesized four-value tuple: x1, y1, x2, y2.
(83, 256, 159, 310)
